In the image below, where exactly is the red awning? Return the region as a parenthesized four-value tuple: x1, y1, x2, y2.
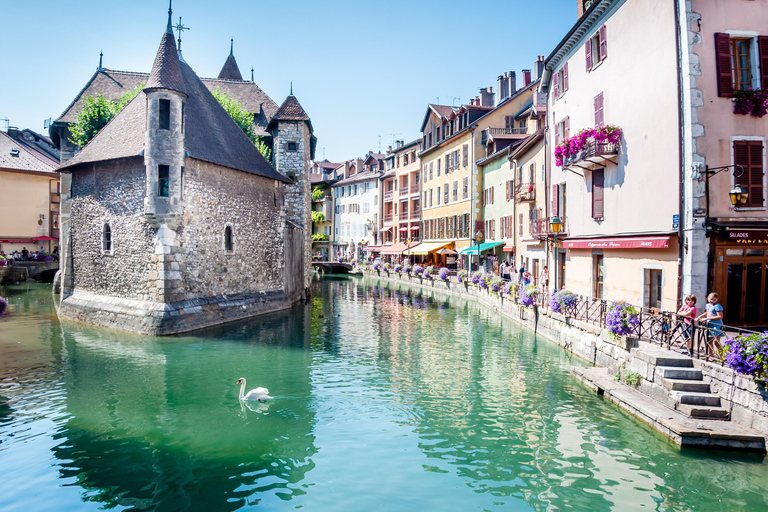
(563, 236, 671, 250)
(502, 245, 515, 252)
(410, 226, 420, 231)
(0, 238, 33, 243)
(399, 227, 408, 232)
(32, 236, 57, 241)
(380, 243, 409, 255)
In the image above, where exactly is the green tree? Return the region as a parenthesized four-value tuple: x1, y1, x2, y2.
(69, 84, 144, 148)
(212, 87, 272, 162)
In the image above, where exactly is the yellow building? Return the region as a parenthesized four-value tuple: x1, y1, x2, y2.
(0, 128, 60, 255)
(418, 71, 540, 267)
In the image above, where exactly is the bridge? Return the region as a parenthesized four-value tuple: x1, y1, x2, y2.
(0, 261, 59, 283)
(312, 261, 354, 274)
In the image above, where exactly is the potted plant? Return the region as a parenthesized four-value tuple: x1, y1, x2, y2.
(549, 289, 577, 314)
(521, 284, 538, 308)
(438, 268, 449, 281)
(606, 300, 640, 349)
(733, 88, 768, 118)
(723, 331, 768, 380)
(457, 269, 468, 284)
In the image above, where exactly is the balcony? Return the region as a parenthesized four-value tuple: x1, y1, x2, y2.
(514, 182, 535, 202)
(563, 141, 620, 170)
(50, 192, 60, 204)
(399, 212, 409, 221)
(383, 190, 394, 201)
(410, 184, 420, 195)
(410, 210, 420, 220)
(383, 214, 393, 224)
(488, 127, 528, 135)
(399, 187, 409, 196)
(531, 217, 568, 239)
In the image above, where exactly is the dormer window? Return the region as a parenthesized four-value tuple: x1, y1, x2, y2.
(159, 99, 170, 130)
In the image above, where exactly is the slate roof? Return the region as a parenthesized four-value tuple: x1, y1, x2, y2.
(59, 40, 289, 183)
(0, 130, 59, 173)
(331, 169, 381, 187)
(218, 54, 243, 81)
(145, 31, 185, 94)
(267, 95, 313, 132)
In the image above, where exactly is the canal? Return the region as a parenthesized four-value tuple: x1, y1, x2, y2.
(0, 278, 766, 511)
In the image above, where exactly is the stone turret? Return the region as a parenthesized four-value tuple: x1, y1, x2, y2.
(143, 9, 187, 227)
(268, 92, 316, 295)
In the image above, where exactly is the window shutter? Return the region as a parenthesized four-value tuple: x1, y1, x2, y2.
(594, 92, 604, 127)
(592, 168, 604, 219)
(759, 36, 768, 89)
(491, 186, 494, 204)
(554, 74, 559, 98)
(492, 219, 495, 239)
(563, 62, 569, 91)
(585, 39, 593, 71)
(463, 144, 469, 167)
(735, 140, 765, 208)
(715, 33, 734, 97)
(565, 116, 570, 139)
(552, 184, 560, 217)
(475, 219, 484, 237)
(599, 25, 607, 60)
(519, 213, 523, 236)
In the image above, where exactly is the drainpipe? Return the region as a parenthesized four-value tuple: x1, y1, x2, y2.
(674, 0, 685, 309)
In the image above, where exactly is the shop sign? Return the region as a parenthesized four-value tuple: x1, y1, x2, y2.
(564, 236, 671, 249)
(727, 230, 768, 243)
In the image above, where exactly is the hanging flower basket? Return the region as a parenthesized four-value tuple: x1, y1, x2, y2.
(606, 301, 640, 342)
(555, 125, 622, 166)
(733, 88, 768, 118)
(723, 331, 768, 381)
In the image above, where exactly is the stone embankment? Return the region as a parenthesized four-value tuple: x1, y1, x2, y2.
(362, 269, 767, 452)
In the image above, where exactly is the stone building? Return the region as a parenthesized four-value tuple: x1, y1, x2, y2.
(56, 10, 313, 335)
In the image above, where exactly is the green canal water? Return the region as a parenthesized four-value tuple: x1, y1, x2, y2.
(0, 279, 766, 511)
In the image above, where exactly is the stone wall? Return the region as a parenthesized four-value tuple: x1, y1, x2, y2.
(179, 159, 285, 299)
(67, 158, 155, 300)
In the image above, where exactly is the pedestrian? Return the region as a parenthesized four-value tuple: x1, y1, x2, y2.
(522, 270, 532, 287)
(518, 264, 526, 284)
(695, 292, 724, 361)
(539, 265, 549, 292)
(500, 260, 507, 281)
(677, 295, 697, 356)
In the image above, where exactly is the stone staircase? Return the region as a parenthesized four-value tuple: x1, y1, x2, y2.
(631, 348, 730, 420)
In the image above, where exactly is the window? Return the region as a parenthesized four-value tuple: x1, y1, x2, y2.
(437, 158, 441, 177)
(463, 176, 469, 199)
(429, 189, 433, 207)
(463, 144, 469, 167)
(594, 92, 604, 127)
(505, 116, 515, 130)
(159, 99, 170, 130)
(224, 225, 234, 253)
(733, 139, 765, 208)
(715, 33, 768, 96)
(429, 162, 434, 181)
(594, 254, 605, 299)
(180, 167, 184, 200)
(443, 182, 449, 204)
(585, 25, 607, 71)
(436, 186, 441, 205)
(644, 269, 663, 309)
(288, 142, 298, 151)
(554, 63, 569, 98)
(181, 102, 185, 133)
(101, 223, 112, 254)
(158, 165, 170, 197)
(452, 180, 458, 202)
(556, 117, 570, 145)
(592, 168, 605, 219)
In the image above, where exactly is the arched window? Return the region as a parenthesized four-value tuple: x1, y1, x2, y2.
(224, 225, 233, 253)
(102, 223, 112, 254)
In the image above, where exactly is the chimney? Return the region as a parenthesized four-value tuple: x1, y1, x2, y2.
(497, 75, 505, 103)
(480, 87, 494, 107)
(535, 56, 545, 81)
(509, 71, 517, 95)
(523, 69, 531, 86)
(7, 126, 20, 139)
(387, 145, 392, 154)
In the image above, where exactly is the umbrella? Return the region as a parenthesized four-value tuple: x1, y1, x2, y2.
(435, 248, 458, 255)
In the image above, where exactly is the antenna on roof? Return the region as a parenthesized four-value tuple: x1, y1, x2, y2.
(323, 147, 326, 159)
(435, 97, 440, 104)
(378, 135, 381, 153)
(449, 96, 461, 107)
(98, 50, 103, 71)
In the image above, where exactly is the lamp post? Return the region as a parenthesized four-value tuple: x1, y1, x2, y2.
(474, 230, 483, 272)
(549, 216, 563, 290)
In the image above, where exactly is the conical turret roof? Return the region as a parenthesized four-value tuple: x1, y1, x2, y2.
(146, 27, 185, 94)
(270, 95, 310, 122)
(218, 40, 243, 81)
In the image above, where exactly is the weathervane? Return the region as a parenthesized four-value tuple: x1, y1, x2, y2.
(174, 16, 190, 51)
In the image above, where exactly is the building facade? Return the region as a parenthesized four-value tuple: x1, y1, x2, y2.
(380, 139, 421, 248)
(544, 0, 681, 310)
(331, 154, 382, 258)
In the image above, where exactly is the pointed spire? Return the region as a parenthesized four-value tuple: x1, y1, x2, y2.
(290, 81, 293, 95)
(166, 0, 173, 34)
(98, 50, 103, 71)
(146, 5, 185, 94)
(230, 38, 234, 56)
(218, 40, 243, 81)
(251, 67, 254, 82)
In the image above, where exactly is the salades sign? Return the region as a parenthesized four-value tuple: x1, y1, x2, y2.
(727, 229, 768, 244)
(563, 236, 671, 250)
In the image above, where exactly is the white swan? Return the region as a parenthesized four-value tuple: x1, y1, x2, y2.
(236, 377, 273, 402)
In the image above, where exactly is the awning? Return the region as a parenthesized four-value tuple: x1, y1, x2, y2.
(380, 242, 409, 255)
(460, 241, 505, 255)
(404, 241, 453, 256)
(563, 236, 671, 250)
(363, 245, 382, 252)
(410, 226, 420, 231)
(0, 238, 33, 243)
(399, 227, 408, 232)
(380, 226, 392, 232)
(502, 245, 515, 252)
(32, 236, 57, 241)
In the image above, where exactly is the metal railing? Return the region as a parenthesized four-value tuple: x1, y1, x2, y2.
(530, 217, 566, 238)
(488, 127, 528, 135)
(383, 190, 394, 201)
(563, 141, 620, 167)
(399, 187, 409, 196)
(410, 184, 420, 194)
(514, 182, 535, 201)
(399, 212, 409, 221)
(383, 214, 393, 223)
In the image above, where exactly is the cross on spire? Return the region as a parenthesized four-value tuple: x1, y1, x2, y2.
(173, 16, 189, 51)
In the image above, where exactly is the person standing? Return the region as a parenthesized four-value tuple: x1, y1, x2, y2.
(539, 265, 550, 292)
(695, 293, 724, 360)
(677, 295, 697, 356)
(500, 260, 507, 281)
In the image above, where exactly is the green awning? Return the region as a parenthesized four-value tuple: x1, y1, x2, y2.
(459, 241, 505, 255)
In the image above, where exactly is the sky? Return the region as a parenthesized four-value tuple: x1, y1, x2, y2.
(0, 0, 577, 163)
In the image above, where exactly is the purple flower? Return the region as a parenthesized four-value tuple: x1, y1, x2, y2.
(606, 301, 639, 338)
(439, 269, 449, 281)
(0, 296, 7, 317)
(373, 262, 380, 271)
(457, 270, 467, 283)
(413, 264, 424, 275)
(521, 294, 535, 307)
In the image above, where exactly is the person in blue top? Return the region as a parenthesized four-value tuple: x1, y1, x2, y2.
(695, 292, 724, 360)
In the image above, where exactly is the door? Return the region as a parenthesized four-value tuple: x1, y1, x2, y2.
(719, 248, 768, 326)
(593, 255, 604, 299)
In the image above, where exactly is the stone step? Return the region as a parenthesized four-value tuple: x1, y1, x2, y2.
(675, 391, 722, 406)
(659, 367, 703, 380)
(678, 404, 730, 419)
(663, 378, 711, 392)
(632, 348, 694, 368)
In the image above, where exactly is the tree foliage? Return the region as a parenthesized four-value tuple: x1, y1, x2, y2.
(69, 84, 144, 148)
(212, 87, 272, 162)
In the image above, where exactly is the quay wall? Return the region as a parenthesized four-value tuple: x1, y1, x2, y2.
(362, 269, 768, 435)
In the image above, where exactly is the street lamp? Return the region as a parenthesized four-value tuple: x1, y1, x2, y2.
(550, 216, 563, 290)
(729, 184, 748, 206)
(697, 163, 749, 213)
(474, 230, 483, 272)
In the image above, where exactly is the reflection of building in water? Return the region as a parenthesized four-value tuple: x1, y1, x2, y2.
(52, 302, 316, 510)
